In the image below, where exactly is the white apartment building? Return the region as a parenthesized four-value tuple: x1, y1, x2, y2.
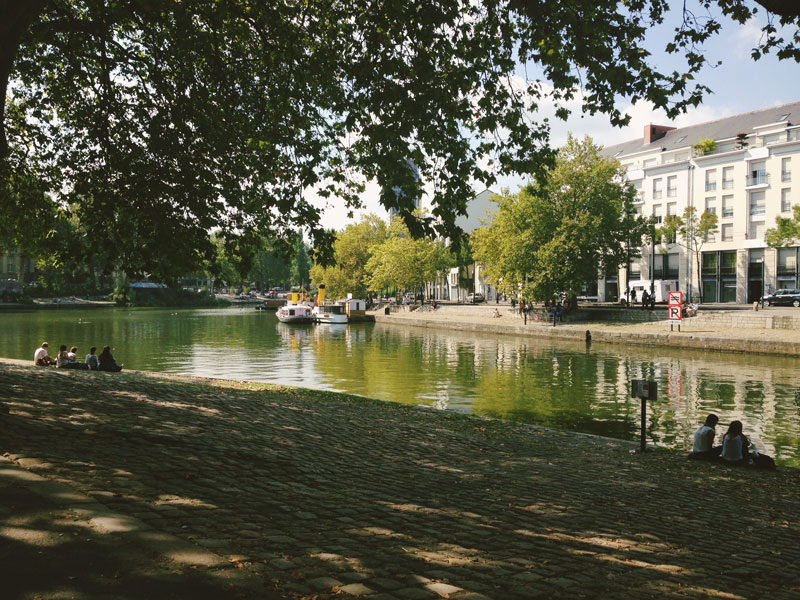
(600, 101, 800, 304)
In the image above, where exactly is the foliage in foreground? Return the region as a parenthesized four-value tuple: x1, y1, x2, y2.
(2, 1, 799, 282)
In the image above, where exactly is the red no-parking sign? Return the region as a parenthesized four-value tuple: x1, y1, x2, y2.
(667, 291, 683, 321)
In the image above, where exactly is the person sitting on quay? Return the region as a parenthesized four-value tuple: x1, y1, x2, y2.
(98, 345, 123, 372)
(67, 346, 78, 361)
(33, 342, 57, 366)
(721, 420, 751, 466)
(56, 344, 89, 370)
(85, 346, 99, 371)
(493, 308, 501, 318)
(689, 414, 722, 459)
(641, 290, 649, 310)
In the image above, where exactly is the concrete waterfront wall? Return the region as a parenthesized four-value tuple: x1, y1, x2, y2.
(410, 303, 800, 330)
(375, 312, 800, 357)
(690, 311, 800, 330)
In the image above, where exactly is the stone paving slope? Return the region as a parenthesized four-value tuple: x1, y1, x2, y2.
(1, 360, 799, 599)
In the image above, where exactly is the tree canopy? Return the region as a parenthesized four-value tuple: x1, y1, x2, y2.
(2, 1, 799, 281)
(366, 218, 451, 296)
(310, 214, 388, 299)
(473, 135, 649, 301)
(766, 205, 800, 248)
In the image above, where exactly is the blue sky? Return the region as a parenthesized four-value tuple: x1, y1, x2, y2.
(318, 7, 800, 230)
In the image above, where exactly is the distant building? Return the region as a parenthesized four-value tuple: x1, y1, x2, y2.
(601, 101, 800, 303)
(0, 250, 35, 285)
(387, 159, 422, 221)
(455, 188, 495, 233)
(434, 189, 498, 301)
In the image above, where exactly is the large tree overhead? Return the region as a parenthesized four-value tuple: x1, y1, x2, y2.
(1, 1, 799, 281)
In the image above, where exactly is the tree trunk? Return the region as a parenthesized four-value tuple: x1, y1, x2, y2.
(0, 0, 48, 160)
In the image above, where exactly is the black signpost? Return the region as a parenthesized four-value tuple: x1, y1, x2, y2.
(631, 380, 658, 452)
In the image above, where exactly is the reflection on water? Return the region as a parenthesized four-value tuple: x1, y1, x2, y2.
(1, 307, 798, 466)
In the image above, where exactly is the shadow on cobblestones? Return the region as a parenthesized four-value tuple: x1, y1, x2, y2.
(1, 362, 799, 599)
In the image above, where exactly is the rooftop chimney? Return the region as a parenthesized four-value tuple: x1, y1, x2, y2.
(644, 124, 676, 145)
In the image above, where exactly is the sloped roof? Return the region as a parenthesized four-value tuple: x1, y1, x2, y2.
(603, 100, 800, 158)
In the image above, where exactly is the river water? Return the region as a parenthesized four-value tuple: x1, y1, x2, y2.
(2, 306, 798, 466)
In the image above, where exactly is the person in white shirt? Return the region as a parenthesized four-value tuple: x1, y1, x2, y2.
(721, 420, 749, 465)
(34, 342, 56, 366)
(85, 347, 99, 371)
(690, 414, 722, 459)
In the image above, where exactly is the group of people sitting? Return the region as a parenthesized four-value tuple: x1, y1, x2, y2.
(34, 342, 123, 372)
(690, 413, 775, 469)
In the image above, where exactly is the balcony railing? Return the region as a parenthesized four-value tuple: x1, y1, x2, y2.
(747, 171, 768, 186)
(705, 182, 717, 192)
(652, 191, 663, 199)
(783, 171, 792, 182)
(722, 180, 734, 190)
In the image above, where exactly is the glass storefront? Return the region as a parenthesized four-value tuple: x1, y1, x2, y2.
(747, 249, 764, 304)
(702, 251, 738, 303)
(777, 247, 799, 290)
(653, 253, 680, 280)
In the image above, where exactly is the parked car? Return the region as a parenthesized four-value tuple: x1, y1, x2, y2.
(466, 293, 485, 303)
(761, 289, 800, 307)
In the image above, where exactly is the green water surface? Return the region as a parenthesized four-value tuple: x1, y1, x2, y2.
(1, 306, 798, 466)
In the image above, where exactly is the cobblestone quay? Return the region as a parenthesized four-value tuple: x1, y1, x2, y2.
(1, 359, 798, 599)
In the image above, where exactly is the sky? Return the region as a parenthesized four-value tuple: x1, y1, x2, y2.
(316, 5, 800, 231)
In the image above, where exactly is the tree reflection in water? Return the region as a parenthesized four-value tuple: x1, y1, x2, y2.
(0, 307, 797, 466)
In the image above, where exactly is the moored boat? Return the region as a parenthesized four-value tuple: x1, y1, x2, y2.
(312, 303, 348, 324)
(276, 303, 315, 323)
(276, 292, 315, 324)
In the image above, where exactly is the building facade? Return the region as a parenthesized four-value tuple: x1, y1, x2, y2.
(434, 189, 497, 301)
(0, 250, 35, 288)
(601, 101, 800, 303)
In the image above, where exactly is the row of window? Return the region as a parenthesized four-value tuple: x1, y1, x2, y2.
(704, 188, 793, 218)
(648, 185, 793, 242)
(646, 158, 793, 200)
(606, 247, 800, 304)
(626, 248, 799, 280)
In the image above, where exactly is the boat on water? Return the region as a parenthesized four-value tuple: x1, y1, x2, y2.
(276, 292, 315, 323)
(312, 283, 348, 324)
(313, 303, 348, 324)
(276, 303, 315, 323)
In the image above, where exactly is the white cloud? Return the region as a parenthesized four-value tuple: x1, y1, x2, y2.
(310, 179, 387, 233)
(730, 21, 765, 59)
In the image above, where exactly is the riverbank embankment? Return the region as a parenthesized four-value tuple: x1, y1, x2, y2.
(1, 360, 798, 599)
(373, 304, 800, 357)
